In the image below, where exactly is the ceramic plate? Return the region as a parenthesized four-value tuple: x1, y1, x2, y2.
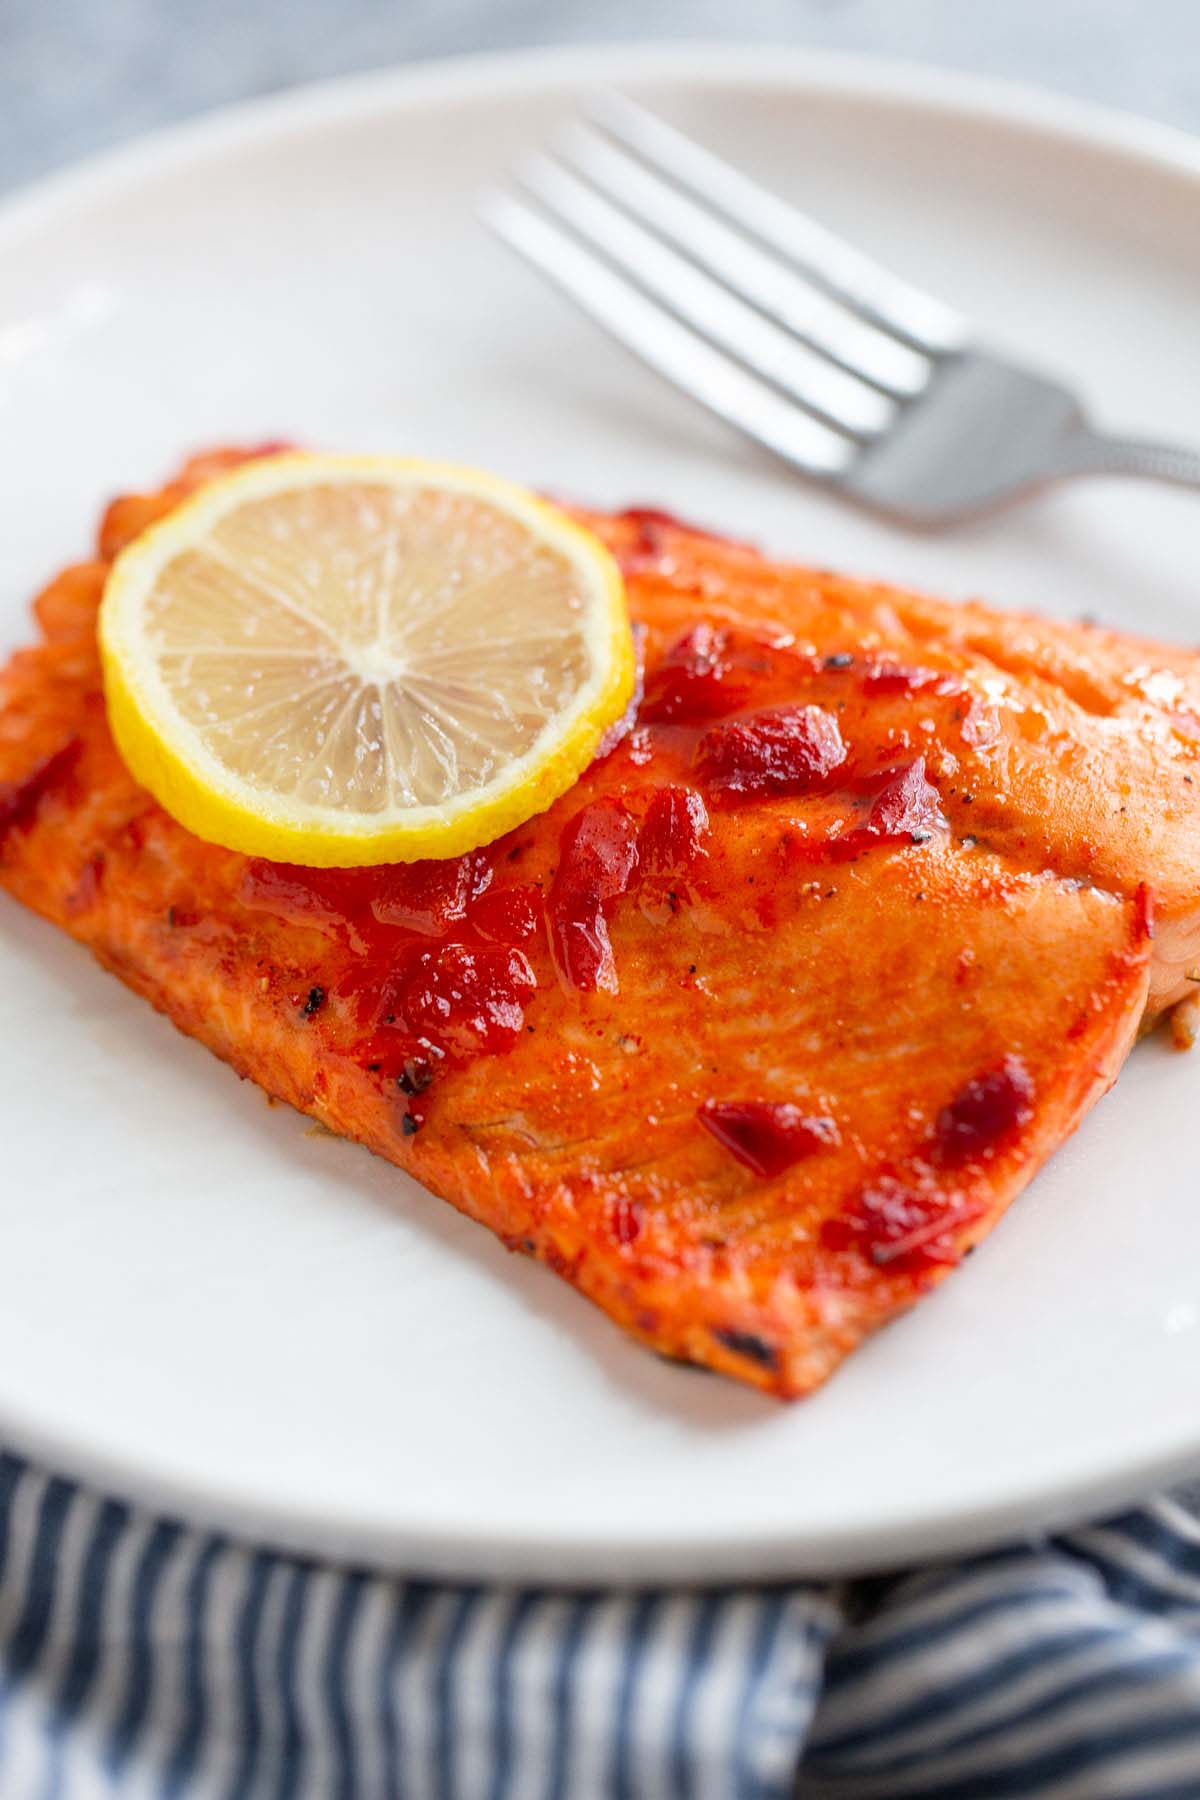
(2, 45, 1199, 1582)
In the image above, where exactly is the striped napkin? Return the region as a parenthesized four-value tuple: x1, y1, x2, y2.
(1, 1450, 1198, 1797)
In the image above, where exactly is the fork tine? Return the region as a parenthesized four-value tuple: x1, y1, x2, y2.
(479, 190, 854, 478)
(518, 153, 894, 440)
(558, 123, 931, 400)
(587, 91, 968, 356)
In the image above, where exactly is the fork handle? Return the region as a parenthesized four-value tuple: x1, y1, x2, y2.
(1058, 428, 1200, 493)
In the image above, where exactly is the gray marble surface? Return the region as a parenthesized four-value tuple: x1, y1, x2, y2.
(2, 0, 1198, 195)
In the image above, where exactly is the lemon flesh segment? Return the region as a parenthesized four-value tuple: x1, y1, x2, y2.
(99, 455, 635, 865)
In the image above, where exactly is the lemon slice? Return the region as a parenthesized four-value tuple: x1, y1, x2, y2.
(99, 453, 634, 865)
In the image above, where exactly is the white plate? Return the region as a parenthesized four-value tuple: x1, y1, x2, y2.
(2, 45, 1200, 1584)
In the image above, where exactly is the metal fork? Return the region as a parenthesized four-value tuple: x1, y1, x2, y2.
(480, 92, 1200, 527)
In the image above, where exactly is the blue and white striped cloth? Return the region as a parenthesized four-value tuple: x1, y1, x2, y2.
(1, 1451, 1200, 1797)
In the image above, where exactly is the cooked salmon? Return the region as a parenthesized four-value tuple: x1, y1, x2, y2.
(3, 448, 1198, 1397)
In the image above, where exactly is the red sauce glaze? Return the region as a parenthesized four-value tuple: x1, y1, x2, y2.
(240, 859, 374, 944)
(0, 740, 80, 844)
(639, 786, 709, 874)
(828, 758, 946, 861)
(934, 1056, 1035, 1164)
(469, 883, 542, 945)
(386, 943, 536, 1057)
(860, 661, 953, 697)
(821, 1177, 985, 1274)
(640, 624, 751, 724)
(242, 851, 545, 1086)
(699, 1100, 840, 1178)
(242, 852, 498, 947)
(696, 704, 846, 798)
(548, 799, 640, 992)
(370, 852, 491, 935)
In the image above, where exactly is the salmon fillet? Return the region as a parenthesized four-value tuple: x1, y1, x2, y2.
(3, 448, 1199, 1398)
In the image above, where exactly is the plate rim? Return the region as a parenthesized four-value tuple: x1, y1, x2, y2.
(2, 39, 1199, 250)
(2, 40, 1199, 1582)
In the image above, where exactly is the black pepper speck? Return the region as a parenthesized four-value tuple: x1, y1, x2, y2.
(397, 1058, 434, 1096)
(713, 1328, 779, 1372)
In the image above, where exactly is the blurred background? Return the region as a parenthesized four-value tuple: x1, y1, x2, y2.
(2, 0, 1198, 194)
